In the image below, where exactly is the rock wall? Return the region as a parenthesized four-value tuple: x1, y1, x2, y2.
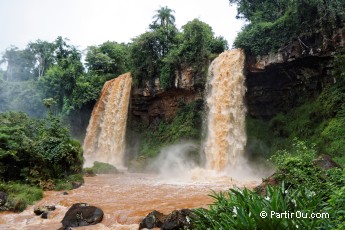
(130, 68, 204, 128)
(129, 28, 345, 123)
(245, 28, 345, 118)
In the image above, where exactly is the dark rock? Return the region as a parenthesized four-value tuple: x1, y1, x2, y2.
(41, 211, 49, 219)
(161, 209, 194, 230)
(139, 210, 166, 229)
(313, 154, 342, 170)
(0, 191, 7, 206)
(245, 28, 345, 119)
(72, 181, 83, 189)
(254, 174, 279, 196)
(63, 191, 68, 195)
(34, 205, 56, 216)
(61, 203, 104, 228)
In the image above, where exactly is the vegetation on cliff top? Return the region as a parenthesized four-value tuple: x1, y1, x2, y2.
(230, 0, 345, 55)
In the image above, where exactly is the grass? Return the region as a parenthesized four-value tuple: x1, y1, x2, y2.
(0, 182, 43, 212)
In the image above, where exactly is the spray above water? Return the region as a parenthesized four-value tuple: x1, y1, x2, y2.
(204, 49, 246, 172)
(151, 49, 266, 183)
(83, 73, 132, 168)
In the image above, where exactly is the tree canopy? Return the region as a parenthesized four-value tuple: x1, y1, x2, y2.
(0, 6, 228, 136)
(230, 0, 345, 55)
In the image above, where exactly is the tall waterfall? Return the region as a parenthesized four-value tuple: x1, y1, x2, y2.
(83, 73, 132, 168)
(204, 49, 246, 172)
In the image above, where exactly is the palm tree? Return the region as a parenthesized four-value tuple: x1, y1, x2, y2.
(152, 6, 176, 28)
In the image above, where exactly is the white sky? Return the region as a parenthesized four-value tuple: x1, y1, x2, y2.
(0, 0, 245, 54)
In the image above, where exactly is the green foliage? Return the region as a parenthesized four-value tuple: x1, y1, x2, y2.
(0, 111, 84, 185)
(193, 140, 345, 229)
(267, 52, 345, 158)
(54, 174, 84, 191)
(89, 161, 119, 174)
(322, 169, 345, 229)
(231, 0, 345, 55)
(0, 46, 35, 81)
(234, 14, 296, 55)
(130, 12, 226, 88)
(0, 182, 43, 212)
(136, 102, 202, 158)
(151, 6, 176, 29)
(193, 185, 324, 230)
(85, 41, 130, 75)
(270, 139, 323, 190)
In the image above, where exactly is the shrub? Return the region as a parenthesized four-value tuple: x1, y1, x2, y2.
(91, 161, 119, 174)
(0, 111, 84, 185)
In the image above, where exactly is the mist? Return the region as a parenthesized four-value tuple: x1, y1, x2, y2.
(147, 141, 274, 185)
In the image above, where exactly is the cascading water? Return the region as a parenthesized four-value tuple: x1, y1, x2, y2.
(204, 49, 246, 172)
(83, 72, 132, 168)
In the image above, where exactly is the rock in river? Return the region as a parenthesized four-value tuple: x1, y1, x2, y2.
(60, 203, 104, 228)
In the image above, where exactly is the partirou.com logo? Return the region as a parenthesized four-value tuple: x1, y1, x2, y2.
(260, 210, 330, 219)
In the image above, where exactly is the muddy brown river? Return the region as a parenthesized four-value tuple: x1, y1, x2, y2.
(0, 172, 259, 229)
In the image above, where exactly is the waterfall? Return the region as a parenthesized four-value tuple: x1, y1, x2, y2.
(204, 49, 246, 172)
(83, 73, 132, 168)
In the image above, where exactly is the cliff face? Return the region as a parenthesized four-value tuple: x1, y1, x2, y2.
(129, 28, 345, 125)
(130, 68, 204, 127)
(246, 28, 345, 118)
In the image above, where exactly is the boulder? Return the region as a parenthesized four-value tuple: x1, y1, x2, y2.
(161, 209, 194, 230)
(41, 211, 49, 219)
(139, 210, 166, 229)
(34, 205, 56, 215)
(254, 174, 279, 196)
(72, 181, 83, 189)
(61, 203, 103, 228)
(313, 154, 342, 170)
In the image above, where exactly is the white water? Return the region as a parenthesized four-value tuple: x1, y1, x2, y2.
(204, 49, 247, 172)
(83, 73, 132, 168)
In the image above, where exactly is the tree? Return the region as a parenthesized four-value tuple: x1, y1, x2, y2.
(130, 31, 163, 86)
(0, 46, 35, 81)
(152, 6, 176, 29)
(39, 38, 84, 113)
(85, 41, 130, 75)
(28, 40, 56, 78)
(230, 0, 345, 54)
(180, 19, 214, 66)
(0, 111, 83, 183)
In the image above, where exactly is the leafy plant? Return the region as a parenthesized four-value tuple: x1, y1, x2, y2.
(0, 111, 83, 185)
(193, 184, 324, 230)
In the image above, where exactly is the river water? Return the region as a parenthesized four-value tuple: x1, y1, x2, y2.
(0, 172, 259, 229)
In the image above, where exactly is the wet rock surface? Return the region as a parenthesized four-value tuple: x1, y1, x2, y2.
(246, 28, 344, 118)
(34, 205, 56, 215)
(139, 209, 194, 230)
(313, 154, 342, 170)
(254, 174, 280, 196)
(61, 203, 104, 228)
(139, 210, 165, 229)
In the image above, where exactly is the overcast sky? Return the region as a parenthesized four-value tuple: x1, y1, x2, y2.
(0, 0, 245, 54)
